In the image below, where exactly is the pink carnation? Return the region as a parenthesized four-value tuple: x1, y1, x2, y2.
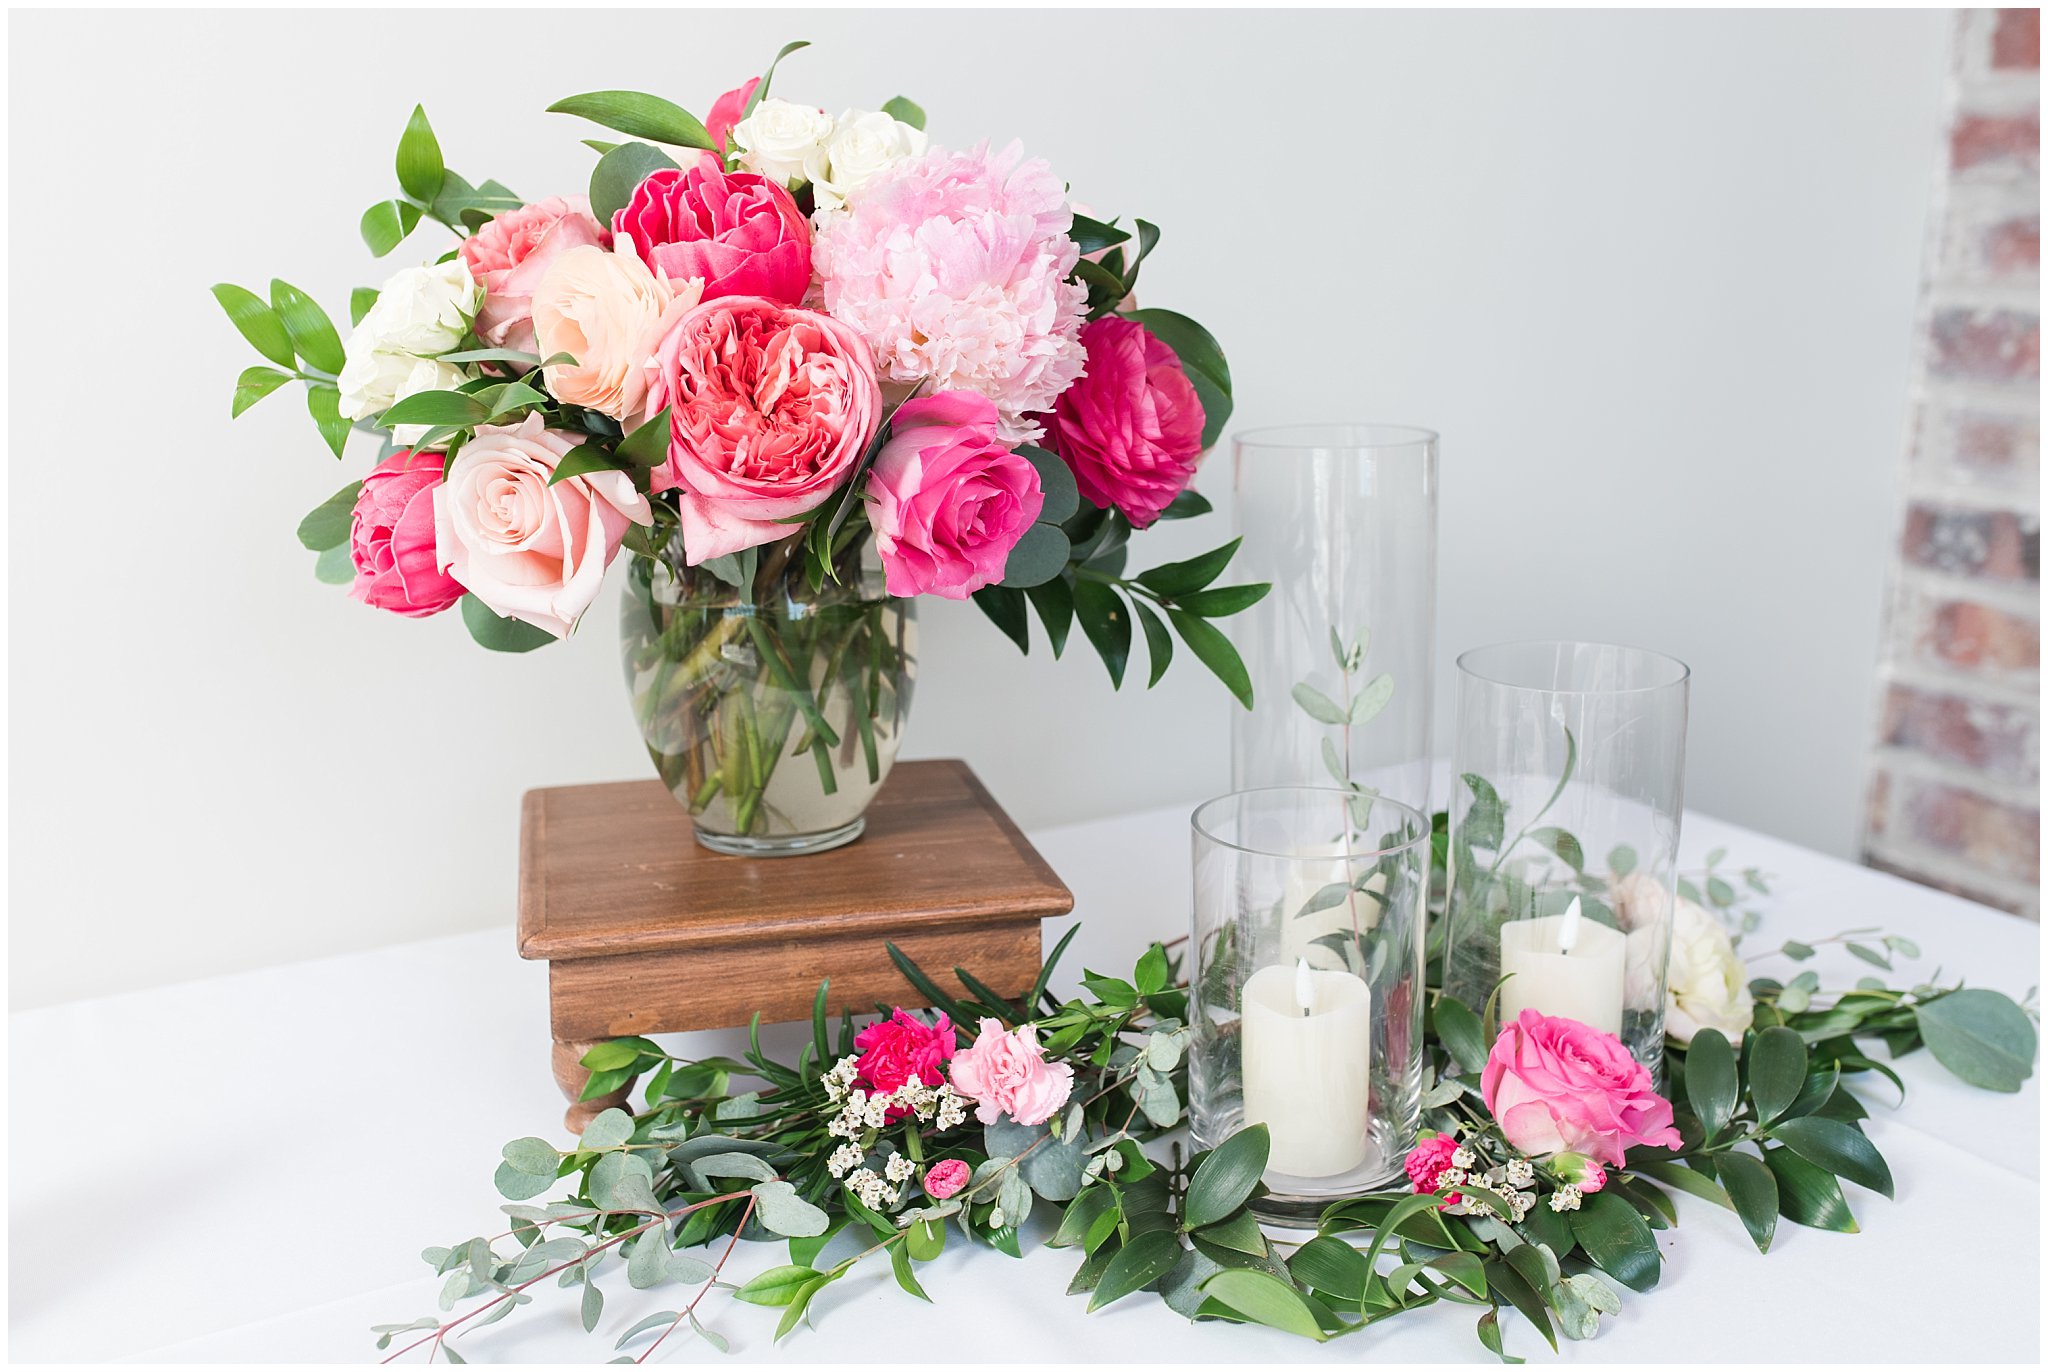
(853, 1009, 956, 1097)
(867, 391, 1043, 599)
(458, 197, 606, 351)
(1043, 317, 1206, 528)
(1481, 1010, 1683, 1168)
(948, 1017, 1074, 1127)
(1404, 1134, 1460, 1193)
(815, 141, 1088, 443)
(347, 449, 462, 618)
(922, 1159, 969, 1201)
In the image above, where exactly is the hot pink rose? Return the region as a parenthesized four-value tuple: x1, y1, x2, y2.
(1042, 316, 1205, 528)
(458, 197, 606, 351)
(646, 296, 880, 563)
(922, 1159, 969, 1201)
(854, 1009, 956, 1096)
(347, 449, 462, 618)
(1481, 1010, 1683, 1168)
(867, 391, 1044, 600)
(948, 1017, 1074, 1128)
(612, 158, 811, 306)
(705, 78, 760, 152)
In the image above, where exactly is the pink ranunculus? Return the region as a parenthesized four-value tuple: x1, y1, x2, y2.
(458, 197, 607, 351)
(1042, 316, 1206, 528)
(854, 1009, 957, 1096)
(922, 1159, 970, 1201)
(867, 391, 1044, 599)
(347, 449, 462, 618)
(1481, 1010, 1683, 1168)
(948, 1017, 1074, 1128)
(611, 158, 811, 307)
(705, 78, 761, 153)
(645, 296, 880, 563)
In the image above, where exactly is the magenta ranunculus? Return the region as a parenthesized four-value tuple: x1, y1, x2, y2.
(1042, 316, 1206, 529)
(347, 449, 462, 618)
(1481, 1010, 1683, 1168)
(458, 196, 606, 351)
(922, 1159, 970, 1201)
(705, 78, 761, 153)
(646, 296, 881, 563)
(867, 391, 1043, 600)
(611, 157, 811, 306)
(853, 1009, 956, 1097)
(948, 1017, 1074, 1128)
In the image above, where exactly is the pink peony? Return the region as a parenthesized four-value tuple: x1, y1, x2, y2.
(705, 77, 761, 152)
(1042, 316, 1206, 528)
(853, 1009, 957, 1096)
(867, 391, 1044, 599)
(611, 158, 811, 307)
(347, 449, 462, 617)
(1481, 1010, 1683, 1168)
(948, 1017, 1074, 1128)
(814, 141, 1088, 443)
(922, 1159, 969, 1201)
(645, 295, 880, 563)
(458, 197, 607, 351)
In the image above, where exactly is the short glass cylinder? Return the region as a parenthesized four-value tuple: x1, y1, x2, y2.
(1188, 787, 1430, 1223)
(619, 537, 917, 856)
(1441, 641, 1691, 1079)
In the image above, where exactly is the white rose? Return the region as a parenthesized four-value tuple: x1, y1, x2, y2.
(352, 258, 481, 358)
(729, 98, 835, 188)
(811, 109, 928, 217)
(1664, 897, 1755, 1046)
(336, 351, 469, 442)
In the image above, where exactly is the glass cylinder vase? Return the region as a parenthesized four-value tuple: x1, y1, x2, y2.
(1188, 786, 1431, 1223)
(1229, 425, 1439, 817)
(1441, 641, 1690, 1078)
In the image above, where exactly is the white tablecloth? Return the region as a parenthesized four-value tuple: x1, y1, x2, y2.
(9, 802, 2040, 1363)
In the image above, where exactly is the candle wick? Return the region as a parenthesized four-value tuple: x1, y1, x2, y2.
(1294, 957, 1315, 1017)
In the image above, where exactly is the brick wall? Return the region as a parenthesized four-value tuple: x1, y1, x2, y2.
(1865, 9, 2041, 917)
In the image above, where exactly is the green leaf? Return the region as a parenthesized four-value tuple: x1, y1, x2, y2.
(1633, 1159, 1733, 1211)
(1088, 1229, 1183, 1310)
(1068, 213, 1133, 256)
(618, 406, 673, 469)
(1026, 577, 1074, 657)
(296, 482, 363, 552)
(1607, 844, 1637, 876)
(580, 1279, 603, 1333)
(1123, 308, 1233, 448)
(548, 91, 715, 151)
(745, 40, 812, 114)
(1684, 1028, 1738, 1141)
(1706, 876, 1738, 908)
(359, 199, 422, 257)
(1290, 682, 1348, 725)
(1433, 997, 1489, 1075)
(1781, 940, 1816, 961)
(1914, 988, 2037, 1092)
(395, 104, 446, 202)
(1716, 1150, 1779, 1253)
(733, 1264, 817, 1307)
(879, 95, 926, 130)
(231, 365, 293, 418)
(627, 1227, 672, 1288)
(1765, 1146, 1858, 1232)
(1168, 607, 1252, 708)
(550, 444, 629, 486)
(350, 287, 380, 327)
(588, 141, 682, 225)
(1567, 1191, 1660, 1292)
(313, 543, 355, 585)
(1485, 1259, 1556, 1352)
(1527, 826, 1585, 873)
(1288, 1236, 1368, 1302)
(1194, 1208, 1266, 1256)
(1748, 1026, 1810, 1124)
(580, 1040, 641, 1071)
(1073, 579, 1132, 688)
(751, 1181, 829, 1238)
(1001, 523, 1072, 589)
(461, 595, 558, 652)
(1137, 537, 1241, 597)
(579, 1107, 634, 1150)
(1183, 1125, 1269, 1229)
(306, 385, 348, 458)
(1200, 1269, 1327, 1340)
(501, 1136, 558, 1177)
(493, 1159, 553, 1201)
(971, 585, 1030, 654)
(1157, 488, 1212, 520)
(1348, 671, 1395, 725)
(265, 281, 344, 375)
(884, 941, 973, 1024)
(1131, 599, 1174, 687)
(1768, 1116, 1894, 1198)
(1016, 445, 1079, 524)
(211, 283, 295, 368)
(381, 389, 488, 429)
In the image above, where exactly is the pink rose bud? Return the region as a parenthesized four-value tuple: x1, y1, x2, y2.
(1481, 1010, 1683, 1168)
(705, 77, 762, 152)
(1544, 1152, 1609, 1193)
(922, 1158, 970, 1201)
(347, 449, 463, 618)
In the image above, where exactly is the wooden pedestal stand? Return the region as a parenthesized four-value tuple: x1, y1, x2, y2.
(517, 759, 1073, 1130)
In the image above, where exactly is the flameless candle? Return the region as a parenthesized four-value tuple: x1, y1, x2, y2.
(1240, 958, 1373, 1177)
(1498, 897, 1627, 1034)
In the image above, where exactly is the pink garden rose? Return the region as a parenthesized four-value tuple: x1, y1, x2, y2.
(645, 296, 880, 563)
(1042, 316, 1206, 528)
(458, 197, 606, 351)
(432, 414, 651, 638)
(867, 391, 1044, 599)
(705, 78, 761, 152)
(348, 449, 462, 618)
(853, 1009, 957, 1097)
(612, 158, 811, 307)
(1481, 1010, 1683, 1168)
(922, 1159, 969, 1201)
(948, 1017, 1074, 1128)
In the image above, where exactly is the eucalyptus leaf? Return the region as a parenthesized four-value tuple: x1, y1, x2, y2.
(588, 141, 682, 224)
(1914, 988, 2037, 1092)
(1001, 523, 1072, 589)
(751, 1181, 829, 1238)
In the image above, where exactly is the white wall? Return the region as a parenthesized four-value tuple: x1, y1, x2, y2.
(7, 9, 1950, 1007)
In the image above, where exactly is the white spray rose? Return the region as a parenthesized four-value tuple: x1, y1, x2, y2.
(337, 352, 469, 442)
(1609, 870, 1754, 1046)
(811, 109, 928, 217)
(348, 259, 481, 357)
(729, 98, 835, 188)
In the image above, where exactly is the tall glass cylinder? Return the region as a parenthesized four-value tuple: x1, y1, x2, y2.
(1189, 787, 1430, 1223)
(1441, 641, 1691, 1078)
(1229, 425, 1439, 817)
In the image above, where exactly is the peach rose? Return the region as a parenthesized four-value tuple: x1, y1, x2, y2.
(533, 244, 703, 423)
(458, 197, 606, 351)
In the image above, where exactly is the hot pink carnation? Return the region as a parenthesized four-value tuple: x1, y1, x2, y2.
(867, 391, 1043, 599)
(347, 449, 462, 618)
(612, 158, 811, 306)
(1404, 1134, 1460, 1193)
(853, 1009, 956, 1096)
(458, 196, 606, 351)
(1481, 1010, 1683, 1168)
(705, 78, 760, 153)
(646, 296, 881, 563)
(948, 1017, 1074, 1128)
(922, 1159, 969, 1201)
(1043, 316, 1206, 528)
(814, 141, 1088, 443)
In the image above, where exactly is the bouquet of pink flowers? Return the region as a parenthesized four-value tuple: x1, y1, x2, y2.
(216, 41, 1263, 853)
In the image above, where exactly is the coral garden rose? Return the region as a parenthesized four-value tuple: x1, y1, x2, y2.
(948, 1017, 1074, 1127)
(645, 295, 881, 563)
(458, 196, 606, 351)
(922, 1159, 969, 1201)
(432, 414, 651, 638)
(853, 1008, 956, 1097)
(867, 391, 1044, 599)
(1481, 1010, 1683, 1168)
(612, 158, 812, 307)
(705, 77, 761, 153)
(347, 449, 462, 618)
(1043, 316, 1206, 528)
(532, 243, 703, 423)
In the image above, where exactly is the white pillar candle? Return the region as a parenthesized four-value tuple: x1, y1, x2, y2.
(1241, 959, 1373, 1177)
(1498, 898, 1627, 1035)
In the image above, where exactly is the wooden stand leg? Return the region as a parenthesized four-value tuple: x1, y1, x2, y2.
(552, 1039, 636, 1135)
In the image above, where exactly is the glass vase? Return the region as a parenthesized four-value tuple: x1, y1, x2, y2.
(1188, 786, 1431, 1223)
(620, 535, 917, 856)
(1440, 641, 1691, 1077)
(1228, 425, 1440, 818)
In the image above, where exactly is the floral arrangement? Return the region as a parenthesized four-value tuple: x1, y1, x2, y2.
(214, 41, 1263, 845)
(376, 845, 2037, 1363)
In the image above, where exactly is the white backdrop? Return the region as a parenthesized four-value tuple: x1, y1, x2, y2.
(7, 9, 1949, 1007)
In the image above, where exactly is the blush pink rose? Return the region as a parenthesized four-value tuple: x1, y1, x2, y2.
(854, 1009, 957, 1097)
(611, 158, 811, 306)
(948, 1017, 1074, 1128)
(922, 1159, 969, 1201)
(458, 197, 607, 351)
(1481, 1010, 1683, 1168)
(348, 449, 462, 617)
(705, 78, 761, 152)
(867, 391, 1044, 600)
(646, 296, 880, 563)
(1042, 316, 1206, 528)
